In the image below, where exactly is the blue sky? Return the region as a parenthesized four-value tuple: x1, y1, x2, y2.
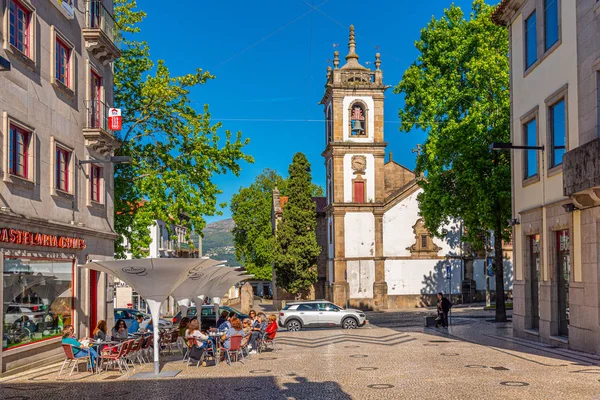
(138, 0, 493, 223)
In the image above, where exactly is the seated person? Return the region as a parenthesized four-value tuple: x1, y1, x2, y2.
(93, 320, 107, 341)
(248, 313, 268, 353)
(141, 318, 154, 332)
(215, 311, 229, 329)
(62, 324, 97, 369)
(111, 319, 129, 341)
(128, 314, 144, 334)
(178, 317, 190, 338)
(185, 318, 209, 341)
(221, 317, 245, 350)
(265, 314, 278, 339)
(242, 318, 252, 335)
(217, 312, 234, 331)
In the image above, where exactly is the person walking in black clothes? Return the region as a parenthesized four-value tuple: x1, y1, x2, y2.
(436, 292, 451, 328)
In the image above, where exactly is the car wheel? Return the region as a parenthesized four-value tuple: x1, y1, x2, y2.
(286, 320, 302, 332)
(342, 317, 358, 329)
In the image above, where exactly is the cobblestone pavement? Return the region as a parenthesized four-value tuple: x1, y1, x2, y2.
(1, 311, 600, 400)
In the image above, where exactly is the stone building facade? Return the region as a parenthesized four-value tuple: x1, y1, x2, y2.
(494, 0, 600, 353)
(0, 0, 120, 373)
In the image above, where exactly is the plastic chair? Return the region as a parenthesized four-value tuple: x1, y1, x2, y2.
(221, 335, 244, 365)
(58, 344, 91, 376)
(99, 340, 130, 374)
(259, 329, 278, 353)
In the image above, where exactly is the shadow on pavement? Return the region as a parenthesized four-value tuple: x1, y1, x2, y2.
(0, 374, 352, 400)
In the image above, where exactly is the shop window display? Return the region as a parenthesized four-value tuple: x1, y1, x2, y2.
(2, 258, 73, 349)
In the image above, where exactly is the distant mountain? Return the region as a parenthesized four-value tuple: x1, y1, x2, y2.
(202, 218, 239, 267)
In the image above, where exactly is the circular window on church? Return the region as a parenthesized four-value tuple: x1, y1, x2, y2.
(350, 103, 367, 137)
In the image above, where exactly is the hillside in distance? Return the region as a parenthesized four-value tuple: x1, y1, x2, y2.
(202, 219, 239, 267)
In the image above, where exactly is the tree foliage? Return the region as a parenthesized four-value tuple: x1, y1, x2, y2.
(394, 0, 511, 320)
(231, 169, 323, 282)
(113, 0, 252, 258)
(231, 169, 286, 281)
(273, 154, 321, 297)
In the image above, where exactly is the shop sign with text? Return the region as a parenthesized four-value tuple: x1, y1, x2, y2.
(0, 228, 86, 250)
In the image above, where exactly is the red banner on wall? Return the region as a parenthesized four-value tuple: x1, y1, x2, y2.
(0, 228, 86, 250)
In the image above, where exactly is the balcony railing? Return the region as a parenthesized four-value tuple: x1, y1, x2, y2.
(87, 0, 117, 43)
(85, 100, 113, 132)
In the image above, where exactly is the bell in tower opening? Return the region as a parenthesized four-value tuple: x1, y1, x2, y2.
(351, 104, 366, 136)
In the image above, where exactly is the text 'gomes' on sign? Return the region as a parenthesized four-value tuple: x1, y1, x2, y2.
(0, 228, 86, 250)
(108, 108, 122, 131)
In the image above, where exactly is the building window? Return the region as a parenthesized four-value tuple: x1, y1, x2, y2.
(9, 124, 30, 178)
(90, 71, 103, 129)
(525, 11, 537, 69)
(90, 164, 102, 203)
(326, 105, 333, 143)
(352, 180, 365, 203)
(3, 258, 74, 350)
(55, 38, 70, 87)
(350, 103, 366, 136)
(523, 118, 538, 179)
(55, 146, 71, 192)
(421, 234, 428, 249)
(544, 0, 559, 51)
(8, 0, 31, 57)
(549, 99, 566, 168)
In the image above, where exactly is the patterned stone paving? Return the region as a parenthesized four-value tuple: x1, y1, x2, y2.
(1, 324, 600, 399)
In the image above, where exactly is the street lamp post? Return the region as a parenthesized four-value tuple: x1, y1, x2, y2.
(79, 156, 132, 165)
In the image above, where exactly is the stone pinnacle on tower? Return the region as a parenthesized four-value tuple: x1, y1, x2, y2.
(346, 25, 359, 62)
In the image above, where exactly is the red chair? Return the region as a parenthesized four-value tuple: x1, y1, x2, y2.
(221, 335, 244, 365)
(58, 344, 92, 376)
(99, 340, 130, 374)
(260, 329, 278, 353)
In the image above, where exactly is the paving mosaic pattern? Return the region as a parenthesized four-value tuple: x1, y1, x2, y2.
(1, 324, 600, 400)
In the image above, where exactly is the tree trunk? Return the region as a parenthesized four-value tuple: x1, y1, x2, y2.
(494, 215, 507, 322)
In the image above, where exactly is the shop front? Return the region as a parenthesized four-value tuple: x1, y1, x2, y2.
(0, 222, 115, 374)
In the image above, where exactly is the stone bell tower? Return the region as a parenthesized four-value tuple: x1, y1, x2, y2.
(321, 26, 389, 309)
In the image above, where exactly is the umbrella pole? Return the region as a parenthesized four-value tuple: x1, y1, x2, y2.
(147, 300, 162, 376)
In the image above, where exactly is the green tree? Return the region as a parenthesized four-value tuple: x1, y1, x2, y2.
(113, 0, 252, 258)
(273, 154, 322, 297)
(231, 169, 324, 282)
(231, 169, 286, 281)
(394, 0, 511, 321)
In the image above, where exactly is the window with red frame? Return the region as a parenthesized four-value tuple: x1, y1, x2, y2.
(9, 125, 30, 178)
(353, 181, 365, 203)
(9, 0, 30, 57)
(90, 164, 102, 202)
(56, 147, 71, 192)
(55, 38, 70, 87)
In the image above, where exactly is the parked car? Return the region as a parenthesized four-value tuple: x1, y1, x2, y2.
(5, 305, 45, 326)
(278, 300, 367, 331)
(172, 305, 249, 331)
(113, 308, 173, 330)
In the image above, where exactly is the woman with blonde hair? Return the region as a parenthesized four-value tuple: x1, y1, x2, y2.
(93, 320, 107, 341)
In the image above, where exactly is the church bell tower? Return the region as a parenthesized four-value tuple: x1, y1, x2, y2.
(321, 26, 389, 309)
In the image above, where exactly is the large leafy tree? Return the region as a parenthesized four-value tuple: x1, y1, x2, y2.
(112, 0, 252, 258)
(231, 169, 287, 281)
(231, 169, 324, 282)
(273, 154, 321, 297)
(394, 0, 511, 321)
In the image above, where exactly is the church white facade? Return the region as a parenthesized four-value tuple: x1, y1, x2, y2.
(320, 26, 513, 309)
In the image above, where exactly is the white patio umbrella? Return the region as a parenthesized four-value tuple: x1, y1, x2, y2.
(81, 258, 213, 378)
(169, 259, 226, 319)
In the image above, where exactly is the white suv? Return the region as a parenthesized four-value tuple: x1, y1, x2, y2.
(279, 301, 367, 331)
